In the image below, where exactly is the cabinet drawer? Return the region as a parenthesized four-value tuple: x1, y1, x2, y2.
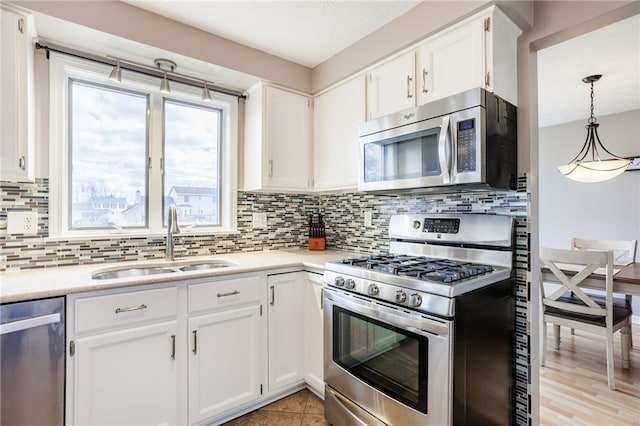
(74, 287, 178, 334)
(189, 276, 261, 314)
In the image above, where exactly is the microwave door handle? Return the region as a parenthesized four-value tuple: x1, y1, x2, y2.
(438, 115, 451, 184)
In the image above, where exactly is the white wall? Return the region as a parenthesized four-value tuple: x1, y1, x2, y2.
(539, 109, 640, 255)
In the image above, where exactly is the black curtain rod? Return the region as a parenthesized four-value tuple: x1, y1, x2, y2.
(35, 42, 246, 101)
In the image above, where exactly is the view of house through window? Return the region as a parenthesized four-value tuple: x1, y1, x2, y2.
(70, 81, 148, 229)
(164, 100, 221, 226)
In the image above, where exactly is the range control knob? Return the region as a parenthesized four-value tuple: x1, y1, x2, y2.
(395, 290, 407, 303)
(413, 220, 421, 229)
(367, 284, 379, 296)
(345, 279, 356, 289)
(334, 277, 345, 287)
(409, 293, 422, 307)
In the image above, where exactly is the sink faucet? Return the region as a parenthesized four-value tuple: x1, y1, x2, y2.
(166, 204, 180, 261)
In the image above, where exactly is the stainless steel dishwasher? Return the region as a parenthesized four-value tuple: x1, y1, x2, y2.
(1, 297, 65, 425)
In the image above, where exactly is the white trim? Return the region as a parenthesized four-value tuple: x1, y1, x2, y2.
(48, 53, 238, 238)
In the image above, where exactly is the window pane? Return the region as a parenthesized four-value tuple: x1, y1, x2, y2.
(164, 101, 221, 226)
(70, 81, 147, 229)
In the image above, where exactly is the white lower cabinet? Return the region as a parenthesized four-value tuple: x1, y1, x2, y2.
(267, 272, 306, 392)
(188, 276, 264, 425)
(67, 269, 326, 425)
(73, 321, 179, 426)
(67, 286, 181, 426)
(305, 272, 324, 395)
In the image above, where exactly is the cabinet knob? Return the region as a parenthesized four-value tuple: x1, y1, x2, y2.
(19, 156, 26, 170)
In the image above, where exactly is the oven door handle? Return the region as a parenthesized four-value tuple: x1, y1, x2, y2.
(439, 115, 451, 184)
(325, 290, 449, 337)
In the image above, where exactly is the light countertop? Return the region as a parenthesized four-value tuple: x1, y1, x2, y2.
(0, 249, 357, 303)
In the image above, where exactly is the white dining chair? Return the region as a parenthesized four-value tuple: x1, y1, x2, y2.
(571, 237, 637, 347)
(539, 246, 631, 390)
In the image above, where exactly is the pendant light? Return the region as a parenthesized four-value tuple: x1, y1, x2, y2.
(108, 59, 122, 83)
(557, 74, 630, 182)
(159, 72, 171, 93)
(202, 81, 212, 102)
(155, 58, 176, 94)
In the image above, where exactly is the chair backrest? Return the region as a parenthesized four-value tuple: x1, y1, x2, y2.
(571, 237, 637, 265)
(539, 246, 614, 321)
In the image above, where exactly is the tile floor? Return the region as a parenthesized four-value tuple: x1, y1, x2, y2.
(222, 389, 329, 426)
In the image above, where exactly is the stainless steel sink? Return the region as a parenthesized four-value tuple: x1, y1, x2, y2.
(177, 262, 232, 272)
(92, 267, 178, 280)
(91, 260, 235, 280)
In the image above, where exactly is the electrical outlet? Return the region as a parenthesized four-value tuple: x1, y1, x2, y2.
(364, 211, 373, 227)
(7, 211, 38, 235)
(252, 212, 267, 228)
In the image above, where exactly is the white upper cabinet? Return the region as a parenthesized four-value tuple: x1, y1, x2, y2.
(366, 52, 415, 120)
(365, 6, 521, 120)
(1, 5, 34, 181)
(244, 83, 311, 192)
(313, 75, 365, 191)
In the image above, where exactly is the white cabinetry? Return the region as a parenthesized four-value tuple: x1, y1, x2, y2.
(67, 286, 180, 426)
(305, 272, 324, 395)
(188, 276, 264, 425)
(365, 6, 520, 120)
(1, 4, 34, 180)
(313, 76, 366, 191)
(267, 272, 305, 392)
(244, 83, 311, 192)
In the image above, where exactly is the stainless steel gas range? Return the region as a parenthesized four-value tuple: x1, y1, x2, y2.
(323, 213, 515, 426)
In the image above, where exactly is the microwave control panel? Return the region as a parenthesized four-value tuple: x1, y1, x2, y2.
(456, 118, 476, 172)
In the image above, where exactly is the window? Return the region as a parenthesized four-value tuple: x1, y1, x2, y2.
(49, 54, 238, 237)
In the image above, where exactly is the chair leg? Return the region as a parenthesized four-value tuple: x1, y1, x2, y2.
(621, 324, 631, 369)
(541, 320, 547, 367)
(553, 324, 561, 350)
(606, 331, 616, 390)
(626, 295, 633, 348)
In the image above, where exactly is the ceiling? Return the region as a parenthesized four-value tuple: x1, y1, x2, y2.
(537, 14, 640, 128)
(123, 0, 422, 68)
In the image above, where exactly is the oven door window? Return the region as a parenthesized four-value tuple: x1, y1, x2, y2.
(333, 306, 428, 414)
(363, 127, 440, 183)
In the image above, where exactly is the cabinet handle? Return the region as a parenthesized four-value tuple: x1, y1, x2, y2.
(270, 285, 275, 305)
(217, 290, 240, 298)
(320, 288, 324, 310)
(171, 335, 176, 360)
(18, 156, 26, 170)
(18, 18, 24, 34)
(115, 304, 147, 314)
(268, 159, 274, 177)
(422, 69, 429, 93)
(406, 76, 413, 99)
(192, 330, 198, 354)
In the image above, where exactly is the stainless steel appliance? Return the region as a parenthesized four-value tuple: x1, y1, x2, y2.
(358, 88, 517, 193)
(1, 297, 65, 425)
(323, 213, 514, 426)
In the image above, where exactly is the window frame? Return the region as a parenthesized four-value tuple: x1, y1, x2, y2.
(48, 53, 238, 238)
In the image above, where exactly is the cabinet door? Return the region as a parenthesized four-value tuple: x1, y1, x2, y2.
(72, 321, 178, 426)
(366, 52, 415, 120)
(0, 7, 30, 180)
(264, 86, 311, 190)
(267, 272, 305, 392)
(188, 304, 262, 424)
(313, 76, 365, 191)
(416, 19, 485, 105)
(305, 272, 324, 395)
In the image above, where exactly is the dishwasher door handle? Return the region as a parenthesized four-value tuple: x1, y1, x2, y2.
(0, 313, 61, 335)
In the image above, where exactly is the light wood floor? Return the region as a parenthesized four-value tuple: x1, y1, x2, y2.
(540, 323, 640, 425)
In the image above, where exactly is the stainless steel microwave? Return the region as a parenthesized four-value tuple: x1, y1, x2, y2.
(358, 88, 517, 193)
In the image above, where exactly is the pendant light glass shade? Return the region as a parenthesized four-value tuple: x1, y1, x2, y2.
(160, 72, 171, 93)
(108, 59, 122, 83)
(558, 74, 630, 183)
